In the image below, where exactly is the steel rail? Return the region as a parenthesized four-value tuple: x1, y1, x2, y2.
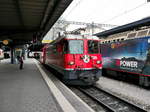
(78, 86, 147, 112)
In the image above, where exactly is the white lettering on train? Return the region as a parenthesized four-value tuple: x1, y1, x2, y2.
(91, 56, 97, 60)
(120, 61, 138, 68)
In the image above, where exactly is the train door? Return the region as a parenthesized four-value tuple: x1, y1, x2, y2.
(63, 40, 69, 67)
(42, 47, 46, 64)
(56, 42, 64, 67)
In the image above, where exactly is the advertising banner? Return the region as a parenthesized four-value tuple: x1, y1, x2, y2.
(102, 37, 150, 74)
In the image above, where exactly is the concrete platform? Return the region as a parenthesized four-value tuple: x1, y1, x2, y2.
(0, 59, 62, 112)
(35, 60, 95, 112)
(0, 58, 94, 112)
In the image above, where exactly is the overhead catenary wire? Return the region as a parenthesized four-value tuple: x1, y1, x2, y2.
(62, 0, 84, 19)
(102, 2, 147, 23)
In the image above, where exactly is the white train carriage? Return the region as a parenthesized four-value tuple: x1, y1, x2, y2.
(0, 49, 4, 60)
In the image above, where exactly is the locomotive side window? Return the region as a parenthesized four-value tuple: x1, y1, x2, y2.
(69, 40, 83, 54)
(99, 43, 101, 53)
(63, 40, 69, 54)
(88, 40, 99, 54)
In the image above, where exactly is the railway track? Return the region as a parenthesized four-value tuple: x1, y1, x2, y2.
(78, 86, 147, 112)
(41, 62, 148, 112)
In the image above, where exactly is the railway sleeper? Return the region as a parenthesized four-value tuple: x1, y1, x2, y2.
(107, 101, 118, 105)
(117, 106, 128, 111)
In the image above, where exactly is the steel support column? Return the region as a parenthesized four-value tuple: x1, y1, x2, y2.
(10, 47, 14, 64)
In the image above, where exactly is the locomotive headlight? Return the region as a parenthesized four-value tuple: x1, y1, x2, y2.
(68, 61, 74, 65)
(96, 60, 101, 64)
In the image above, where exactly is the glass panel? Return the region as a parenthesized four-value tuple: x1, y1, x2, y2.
(137, 30, 148, 37)
(63, 40, 69, 54)
(88, 40, 99, 54)
(148, 30, 150, 36)
(69, 40, 83, 54)
(127, 32, 136, 38)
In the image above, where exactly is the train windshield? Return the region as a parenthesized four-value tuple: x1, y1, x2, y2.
(88, 40, 99, 54)
(69, 40, 83, 54)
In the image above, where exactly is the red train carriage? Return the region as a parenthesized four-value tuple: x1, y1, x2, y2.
(41, 34, 102, 85)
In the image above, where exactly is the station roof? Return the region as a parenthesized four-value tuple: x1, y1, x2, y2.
(0, 0, 73, 45)
(95, 17, 150, 37)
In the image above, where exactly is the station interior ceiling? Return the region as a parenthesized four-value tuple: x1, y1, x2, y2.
(0, 0, 73, 45)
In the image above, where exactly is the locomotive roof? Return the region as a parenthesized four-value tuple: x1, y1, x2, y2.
(65, 34, 99, 40)
(50, 34, 99, 45)
(95, 17, 150, 38)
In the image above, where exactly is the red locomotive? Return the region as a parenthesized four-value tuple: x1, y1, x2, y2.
(41, 34, 102, 85)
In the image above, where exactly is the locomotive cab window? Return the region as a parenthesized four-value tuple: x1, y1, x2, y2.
(88, 40, 99, 54)
(69, 40, 83, 54)
(63, 40, 69, 54)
